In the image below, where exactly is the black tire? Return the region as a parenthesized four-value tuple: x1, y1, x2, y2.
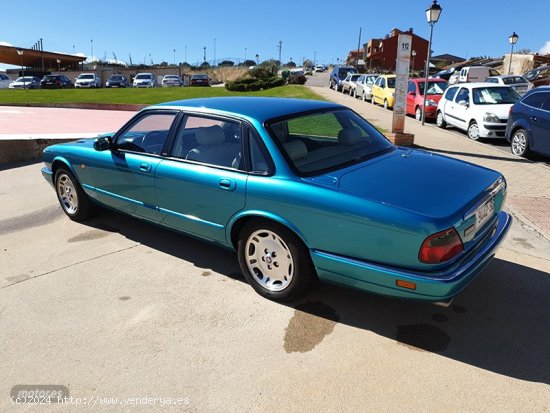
(436, 111, 447, 128)
(415, 106, 422, 121)
(511, 128, 530, 157)
(54, 167, 99, 222)
(384, 99, 390, 110)
(371, 94, 376, 105)
(467, 121, 481, 140)
(237, 220, 316, 302)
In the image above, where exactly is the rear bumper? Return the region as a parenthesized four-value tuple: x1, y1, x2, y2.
(311, 211, 512, 302)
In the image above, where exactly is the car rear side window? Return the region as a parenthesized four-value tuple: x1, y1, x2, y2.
(443, 86, 459, 101)
(116, 112, 177, 155)
(540, 94, 550, 111)
(522, 93, 547, 109)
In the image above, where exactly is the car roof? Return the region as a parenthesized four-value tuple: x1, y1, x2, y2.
(151, 97, 343, 123)
(410, 77, 447, 82)
(448, 82, 510, 88)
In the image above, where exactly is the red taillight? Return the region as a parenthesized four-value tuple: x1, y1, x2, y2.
(419, 228, 463, 264)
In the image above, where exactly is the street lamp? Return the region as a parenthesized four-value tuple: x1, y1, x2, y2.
(244, 47, 247, 62)
(508, 32, 519, 74)
(421, 0, 442, 126)
(173, 49, 176, 66)
(255, 54, 259, 65)
(411, 50, 417, 71)
(56, 58, 61, 72)
(16, 48, 24, 78)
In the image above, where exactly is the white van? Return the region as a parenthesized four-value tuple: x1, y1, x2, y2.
(458, 66, 500, 83)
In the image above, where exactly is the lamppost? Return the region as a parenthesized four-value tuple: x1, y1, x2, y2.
(173, 49, 176, 66)
(508, 32, 519, 74)
(16, 48, 24, 78)
(56, 58, 61, 72)
(421, 0, 442, 126)
(255, 54, 259, 65)
(213, 38, 216, 67)
(184, 45, 187, 63)
(411, 50, 417, 72)
(203, 47, 206, 62)
(244, 47, 247, 62)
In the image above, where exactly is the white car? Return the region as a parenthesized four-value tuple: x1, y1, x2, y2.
(484, 75, 530, 95)
(0, 73, 12, 89)
(75, 73, 101, 88)
(436, 83, 520, 140)
(9, 76, 41, 89)
(161, 75, 182, 87)
(133, 73, 156, 88)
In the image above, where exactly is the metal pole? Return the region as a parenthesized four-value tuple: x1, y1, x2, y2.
(421, 22, 434, 126)
(508, 43, 514, 75)
(356, 27, 362, 69)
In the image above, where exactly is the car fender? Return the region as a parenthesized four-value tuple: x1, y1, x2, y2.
(226, 209, 309, 249)
(509, 118, 532, 141)
(50, 155, 77, 176)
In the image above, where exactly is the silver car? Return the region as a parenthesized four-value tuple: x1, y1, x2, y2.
(484, 75, 530, 95)
(355, 74, 380, 101)
(341, 73, 362, 95)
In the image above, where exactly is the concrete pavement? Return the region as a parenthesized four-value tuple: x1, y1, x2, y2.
(309, 84, 550, 242)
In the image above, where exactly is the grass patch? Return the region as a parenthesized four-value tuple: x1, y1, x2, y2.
(0, 85, 323, 105)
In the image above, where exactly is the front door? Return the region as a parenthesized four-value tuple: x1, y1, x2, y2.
(87, 110, 179, 222)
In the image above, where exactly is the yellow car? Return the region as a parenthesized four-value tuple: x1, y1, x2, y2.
(371, 75, 396, 109)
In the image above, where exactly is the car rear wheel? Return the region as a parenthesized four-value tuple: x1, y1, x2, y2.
(436, 111, 446, 128)
(384, 99, 389, 110)
(371, 95, 376, 105)
(362, 91, 367, 101)
(415, 107, 422, 121)
(237, 220, 315, 302)
(511, 128, 530, 157)
(467, 121, 481, 140)
(55, 167, 99, 221)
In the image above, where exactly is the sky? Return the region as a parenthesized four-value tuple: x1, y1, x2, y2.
(1, 0, 549, 70)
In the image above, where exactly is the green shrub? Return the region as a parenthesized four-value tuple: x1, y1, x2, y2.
(287, 74, 307, 85)
(247, 68, 275, 79)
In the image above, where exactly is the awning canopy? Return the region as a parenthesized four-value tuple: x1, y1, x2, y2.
(0, 45, 85, 69)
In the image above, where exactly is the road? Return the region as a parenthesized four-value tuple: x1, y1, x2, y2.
(1, 94, 550, 412)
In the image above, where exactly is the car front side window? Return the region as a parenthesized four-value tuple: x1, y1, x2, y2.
(116, 112, 177, 155)
(455, 88, 470, 104)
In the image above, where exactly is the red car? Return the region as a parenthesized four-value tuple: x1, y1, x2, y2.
(406, 78, 448, 121)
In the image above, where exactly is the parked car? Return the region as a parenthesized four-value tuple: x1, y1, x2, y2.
(314, 65, 325, 73)
(484, 75, 529, 95)
(371, 74, 396, 109)
(304, 66, 313, 75)
(75, 73, 101, 88)
(190, 74, 210, 86)
(355, 74, 380, 101)
(133, 73, 156, 88)
(40, 75, 74, 89)
(106, 74, 129, 88)
(505, 86, 550, 158)
(41, 97, 511, 304)
(329, 65, 356, 91)
(436, 83, 520, 140)
(432, 66, 465, 82)
(162, 75, 182, 87)
(0, 73, 11, 89)
(406, 78, 449, 121)
(9, 76, 41, 89)
(524, 65, 550, 88)
(341, 73, 362, 95)
(457, 66, 500, 84)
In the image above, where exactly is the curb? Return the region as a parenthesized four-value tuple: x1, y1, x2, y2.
(0, 138, 76, 164)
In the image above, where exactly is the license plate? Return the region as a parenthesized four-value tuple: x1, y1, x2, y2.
(475, 198, 495, 229)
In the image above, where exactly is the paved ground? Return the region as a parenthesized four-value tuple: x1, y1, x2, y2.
(1, 84, 549, 412)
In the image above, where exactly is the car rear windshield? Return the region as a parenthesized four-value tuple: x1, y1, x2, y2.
(110, 75, 123, 80)
(79, 74, 94, 79)
(502, 76, 527, 85)
(191, 74, 208, 79)
(338, 69, 355, 78)
(472, 87, 520, 105)
(43, 75, 58, 80)
(136, 74, 152, 79)
(387, 77, 396, 88)
(418, 81, 448, 95)
(267, 109, 393, 175)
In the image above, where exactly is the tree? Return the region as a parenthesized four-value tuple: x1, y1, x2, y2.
(285, 61, 296, 68)
(240, 59, 257, 67)
(199, 61, 211, 69)
(219, 60, 235, 67)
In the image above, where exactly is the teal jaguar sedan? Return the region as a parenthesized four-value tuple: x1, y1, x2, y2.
(41, 97, 511, 305)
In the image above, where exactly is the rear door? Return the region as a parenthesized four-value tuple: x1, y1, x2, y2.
(155, 114, 247, 244)
(533, 93, 550, 155)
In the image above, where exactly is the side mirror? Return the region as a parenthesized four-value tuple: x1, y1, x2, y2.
(93, 136, 112, 151)
(408, 91, 416, 96)
(458, 100, 469, 107)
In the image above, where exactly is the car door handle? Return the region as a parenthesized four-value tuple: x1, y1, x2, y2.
(219, 178, 236, 191)
(139, 162, 152, 172)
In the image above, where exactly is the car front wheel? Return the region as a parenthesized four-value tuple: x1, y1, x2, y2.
(55, 168, 99, 221)
(384, 99, 389, 110)
(415, 107, 423, 121)
(237, 220, 315, 302)
(511, 128, 530, 157)
(362, 91, 367, 101)
(468, 121, 481, 140)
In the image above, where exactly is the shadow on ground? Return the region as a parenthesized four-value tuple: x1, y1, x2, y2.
(84, 209, 550, 385)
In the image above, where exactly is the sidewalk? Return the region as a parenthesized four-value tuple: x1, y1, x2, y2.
(310, 85, 550, 241)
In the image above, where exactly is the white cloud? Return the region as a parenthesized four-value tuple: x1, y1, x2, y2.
(0, 41, 14, 47)
(540, 41, 550, 55)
